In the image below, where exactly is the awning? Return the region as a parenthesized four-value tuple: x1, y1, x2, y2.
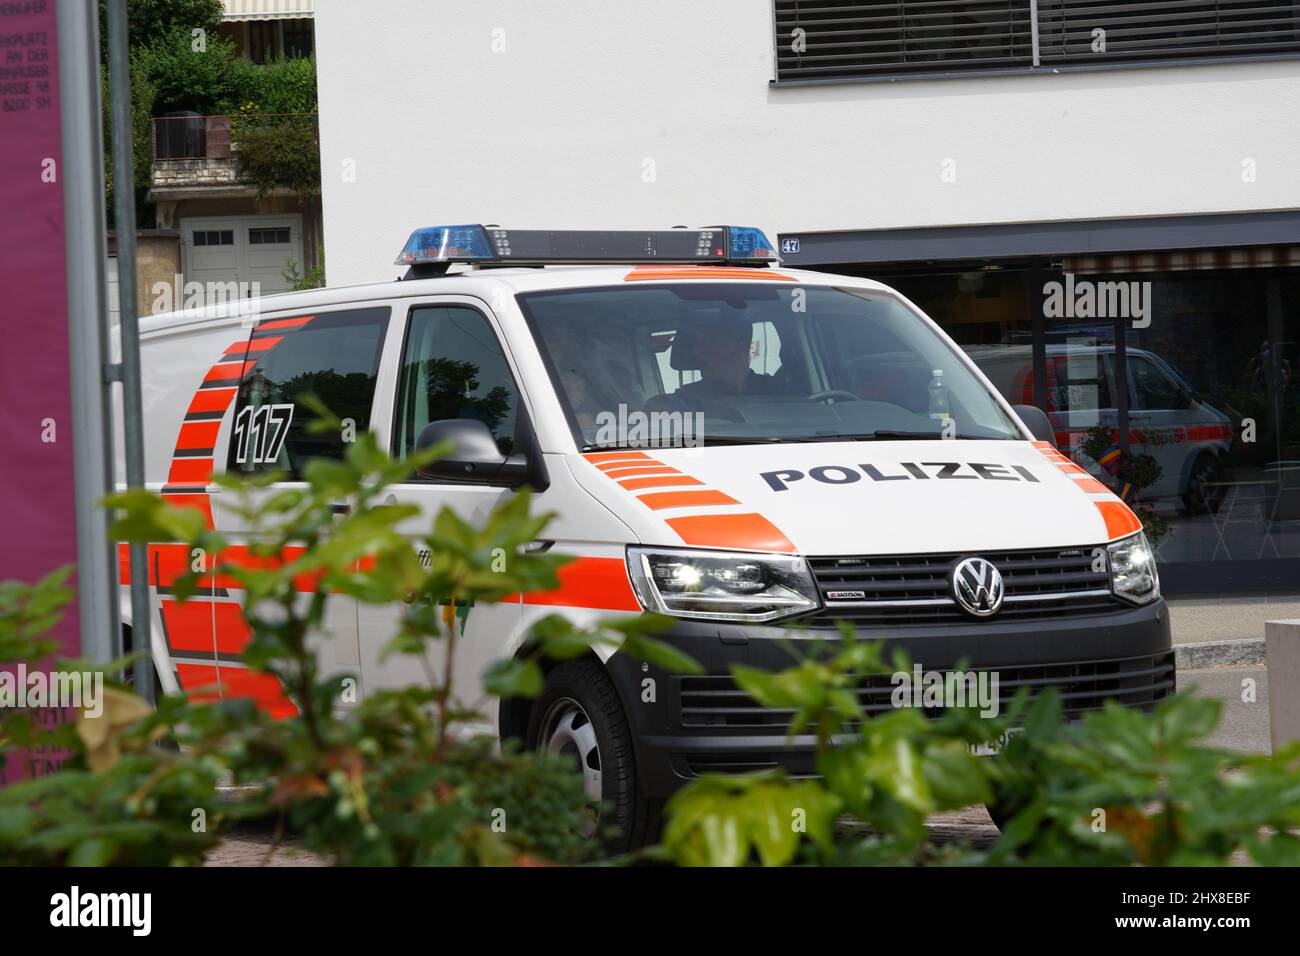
(778, 210, 1300, 270)
(221, 0, 313, 21)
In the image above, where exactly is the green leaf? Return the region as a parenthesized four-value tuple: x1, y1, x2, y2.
(482, 659, 544, 700)
(732, 663, 825, 710)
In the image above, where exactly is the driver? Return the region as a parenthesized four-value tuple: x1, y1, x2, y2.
(671, 320, 794, 402)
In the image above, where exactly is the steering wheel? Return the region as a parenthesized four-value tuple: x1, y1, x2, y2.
(807, 389, 861, 405)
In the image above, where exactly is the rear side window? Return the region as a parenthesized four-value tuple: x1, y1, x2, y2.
(226, 307, 390, 477)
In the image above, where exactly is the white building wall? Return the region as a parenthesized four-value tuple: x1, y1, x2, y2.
(315, 0, 1300, 286)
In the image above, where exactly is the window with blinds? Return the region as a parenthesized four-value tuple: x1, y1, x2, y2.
(774, 2, 1035, 79)
(773, 1, 1300, 81)
(1037, 1, 1300, 64)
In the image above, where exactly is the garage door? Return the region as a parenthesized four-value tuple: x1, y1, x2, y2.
(180, 214, 304, 300)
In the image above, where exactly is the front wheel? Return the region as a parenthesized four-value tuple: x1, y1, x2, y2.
(527, 659, 657, 853)
(1180, 452, 1226, 516)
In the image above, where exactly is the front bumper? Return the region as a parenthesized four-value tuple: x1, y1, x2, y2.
(604, 600, 1174, 798)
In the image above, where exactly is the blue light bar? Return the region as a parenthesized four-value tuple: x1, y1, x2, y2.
(395, 225, 779, 270)
(726, 226, 777, 262)
(395, 224, 493, 265)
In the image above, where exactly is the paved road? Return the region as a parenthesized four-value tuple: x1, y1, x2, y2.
(1180, 665, 1269, 754)
(206, 664, 1273, 865)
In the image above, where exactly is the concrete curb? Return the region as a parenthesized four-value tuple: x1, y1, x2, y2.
(1175, 639, 1266, 670)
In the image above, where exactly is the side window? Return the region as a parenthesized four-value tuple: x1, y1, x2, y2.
(226, 308, 390, 477)
(393, 305, 519, 460)
(1131, 355, 1191, 411)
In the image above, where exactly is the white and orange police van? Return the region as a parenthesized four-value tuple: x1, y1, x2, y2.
(120, 225, 1172, 847)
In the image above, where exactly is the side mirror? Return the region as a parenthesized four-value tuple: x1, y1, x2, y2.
(414, 418, 528, 485)
(1012, 404, 1057, 447)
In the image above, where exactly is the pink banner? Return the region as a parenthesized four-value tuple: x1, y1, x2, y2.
(0, 0, 81, 782)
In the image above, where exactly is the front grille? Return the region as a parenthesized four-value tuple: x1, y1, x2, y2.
(676, 652, 1176, 733)
(807, 546, 1122, 627)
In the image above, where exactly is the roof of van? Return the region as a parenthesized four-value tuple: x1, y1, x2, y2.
(138, 265, 896, 335)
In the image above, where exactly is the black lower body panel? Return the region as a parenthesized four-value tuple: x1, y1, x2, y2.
(603, 601, 1174, 798)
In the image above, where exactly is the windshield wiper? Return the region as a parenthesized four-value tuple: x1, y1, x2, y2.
(796, 431, 1012, 442)
(581, 436, 783, 452)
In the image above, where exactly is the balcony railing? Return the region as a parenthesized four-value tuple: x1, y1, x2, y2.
(149, 112, 319, 189)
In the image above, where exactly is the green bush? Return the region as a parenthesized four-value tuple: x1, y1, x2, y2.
(255, 56, 318, 115)
(139, 28, 245, 115)
(658, 633, 1300, 867)
(232, 115, 320, 198)
(2, 415, 692, 866)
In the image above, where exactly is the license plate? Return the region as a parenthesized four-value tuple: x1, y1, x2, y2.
(970, 727, 1023, 756)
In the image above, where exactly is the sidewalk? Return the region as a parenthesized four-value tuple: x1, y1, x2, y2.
(1167, 596, 1300, 669)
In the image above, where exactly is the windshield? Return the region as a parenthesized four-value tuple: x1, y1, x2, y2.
(517, 282, 1024, 449)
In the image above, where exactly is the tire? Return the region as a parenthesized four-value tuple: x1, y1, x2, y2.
(122, 624, 165, 702)
(526, 658, 658, 853)
(985, 797, 1021, 832)
(1180, 452, 1225, 517)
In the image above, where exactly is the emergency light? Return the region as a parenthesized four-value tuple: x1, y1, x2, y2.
(395, 224, 777, 274)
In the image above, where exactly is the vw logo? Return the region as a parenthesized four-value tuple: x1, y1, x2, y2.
(950, 557, 1004, 618)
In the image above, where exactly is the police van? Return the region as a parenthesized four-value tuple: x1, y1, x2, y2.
(123, 225, 1173, 848)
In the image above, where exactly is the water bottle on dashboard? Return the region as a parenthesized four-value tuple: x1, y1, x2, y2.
(928, 368, 950, 424)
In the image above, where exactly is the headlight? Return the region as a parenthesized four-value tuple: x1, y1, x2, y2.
(627, 547, 820, 623)
(1107, 532, 1159, 605)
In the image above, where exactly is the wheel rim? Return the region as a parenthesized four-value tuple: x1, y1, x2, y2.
(537, 697, 602, 835)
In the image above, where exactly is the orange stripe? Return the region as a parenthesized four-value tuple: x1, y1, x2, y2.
(1074, 476, 1112, 495)
(117, 542, 131, 585)
(255, 315, 313, 331)
(218, 667, 298, 719)
(1095, 500, 1142, 539)
(596, 458, 663, 471)
(160, 600, 216, 653)
(175, 663, 221, 704)
(161, 493, 213, 528)
(239, 336, 283, 354)
(149, 542, 212, 589)
(1031, 441, 1054, 450)
(665, 513, 795, 552)
(602, 465, 681, 479)
(177, 421, 221, 449)
(584, 451, 651, 463)
(625, 267, 795, 282)
(167, 458, 213, 485)
(617, 474, 705, 490)
(638, 489, 738, 510)
(1057, 462, 1088, 475)
(204, 361, 255, 382)
(213, 602, 252, 655)
(187, 388, 237, 415)
(519, 557, 640, 612)
(211, 545, 318, 592)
